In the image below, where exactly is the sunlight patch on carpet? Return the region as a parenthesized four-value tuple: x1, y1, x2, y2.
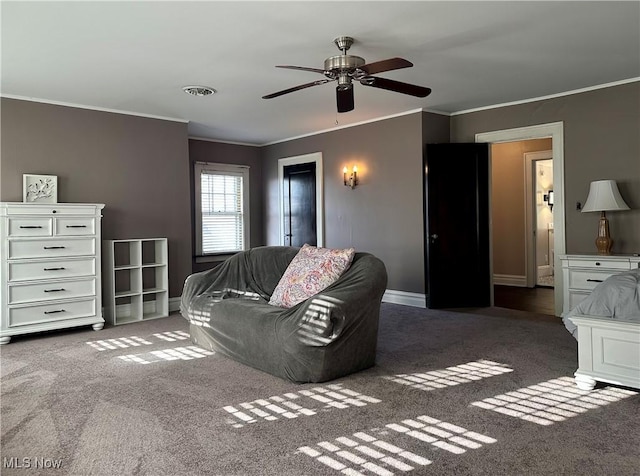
(383, 360, 512, 391)
(153, 330, 190, 342)
(471, 376, 638, 425)
(223, 384, 381, 428)
(86, 330, 189, 351)
(117, 345, 214, 364)
(297, 414, 496, 475)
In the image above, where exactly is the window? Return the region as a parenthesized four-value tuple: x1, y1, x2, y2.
(195, 163, 250, 255)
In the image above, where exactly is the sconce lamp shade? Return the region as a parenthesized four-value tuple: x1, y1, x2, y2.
(581, 180, 630, 212)
(581, 180, 630, 255)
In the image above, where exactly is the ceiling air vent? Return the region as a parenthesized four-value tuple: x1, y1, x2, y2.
(182, 86, 216, 97)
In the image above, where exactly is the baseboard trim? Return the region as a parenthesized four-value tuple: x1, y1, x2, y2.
(169, 297, 181, 313)
(382, 289, 426, 308)
(493, 274, 527, 287)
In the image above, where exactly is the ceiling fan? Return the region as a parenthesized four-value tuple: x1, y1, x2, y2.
(262, 36, 431, 113)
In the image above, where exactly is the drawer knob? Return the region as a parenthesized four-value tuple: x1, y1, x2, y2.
(595, 262, 601, 266)
(44, 309, 65, 314)
(66, 225, 87, 228)
(587, 279, 604, 282)
(19, 225, 43, 229)
(44, 246, 66, 250)
(44, 288, 66, 293)
(44, 267, 66, 271)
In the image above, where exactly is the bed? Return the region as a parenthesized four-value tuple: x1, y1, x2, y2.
(563, 268, 640, 390)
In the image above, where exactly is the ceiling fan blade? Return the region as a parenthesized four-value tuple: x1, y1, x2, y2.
(276, 65, 326, 75)
(360, 76, 431, 97)
(262, 79, 331, 99)
(358, 57, 413, 75)
(336, 86, 354, 113)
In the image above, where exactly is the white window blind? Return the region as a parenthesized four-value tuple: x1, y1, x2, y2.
(195, 163, 250, 255)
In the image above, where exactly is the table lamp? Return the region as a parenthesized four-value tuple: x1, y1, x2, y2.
(581, 179, 630, 255)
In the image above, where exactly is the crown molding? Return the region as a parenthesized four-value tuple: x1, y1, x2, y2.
(5, 77, 637, 144)
(0, 94, 189, 124)
(188, 136, 260, 147)
(261, 108, 426, 146)
(451, 77, 640, 116)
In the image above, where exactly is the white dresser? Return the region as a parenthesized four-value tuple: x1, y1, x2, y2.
(0, 203, 105, 344)
(560, 254, 640, 314)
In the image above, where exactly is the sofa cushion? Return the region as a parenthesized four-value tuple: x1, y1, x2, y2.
(269, 244, 355, 308)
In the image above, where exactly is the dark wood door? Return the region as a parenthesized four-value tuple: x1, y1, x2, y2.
(424, 143, 491, 308)
(283, 162, 317, 247)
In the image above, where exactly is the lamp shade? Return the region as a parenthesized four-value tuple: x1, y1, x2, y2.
(581, 180, 630, 213)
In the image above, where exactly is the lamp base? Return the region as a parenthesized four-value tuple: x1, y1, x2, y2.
(595, 211, 613, 255)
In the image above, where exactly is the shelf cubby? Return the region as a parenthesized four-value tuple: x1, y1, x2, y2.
(142, 291, 169, 320)
(104, 238, 168, 325)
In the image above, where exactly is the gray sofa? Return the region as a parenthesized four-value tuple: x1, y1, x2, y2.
(180, 246, 387, 383)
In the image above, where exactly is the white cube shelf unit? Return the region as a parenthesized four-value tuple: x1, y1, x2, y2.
(103, 238, 168, 325)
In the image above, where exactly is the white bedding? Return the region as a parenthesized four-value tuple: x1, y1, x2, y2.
(563, 268, 640, 338)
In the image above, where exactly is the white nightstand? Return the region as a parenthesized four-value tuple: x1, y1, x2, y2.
(560, 254, 640, 314)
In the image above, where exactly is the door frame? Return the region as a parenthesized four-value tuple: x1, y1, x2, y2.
(524, 150, 553, 288)
(476, 122, 565, 316)
(278, 152, 324, 247)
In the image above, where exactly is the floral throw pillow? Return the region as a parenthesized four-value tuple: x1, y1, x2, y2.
(269, 244, 355, 308)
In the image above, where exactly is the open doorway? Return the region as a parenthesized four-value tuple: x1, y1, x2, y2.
(490, 141, 554, 315)
(476, 122, 565, 317)
(278, 152, 324, 247)
(528, 153, 554, 288)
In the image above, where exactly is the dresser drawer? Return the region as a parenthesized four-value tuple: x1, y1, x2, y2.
(6, 205, 97, 216)
(7, 218, 53, 237)
(568, 269, 619, 291)
(8, 278, 96, 305)
(569, 290, 590, 310)
(566, 259, 630, 270)
(8, 299, 96, 328)
(8, 238, 95, 259)
(55, 217, 95, 236)
(9, 258, 96, 282)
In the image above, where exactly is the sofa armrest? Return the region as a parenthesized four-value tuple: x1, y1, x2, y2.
(293, 294, 347, 346)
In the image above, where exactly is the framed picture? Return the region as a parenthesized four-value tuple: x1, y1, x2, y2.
(23, 174, 58, 203)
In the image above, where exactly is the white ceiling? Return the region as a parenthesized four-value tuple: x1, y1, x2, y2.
(2, 1, 639, 145)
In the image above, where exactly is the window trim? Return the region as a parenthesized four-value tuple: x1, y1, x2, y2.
(194, 162, 250, 256)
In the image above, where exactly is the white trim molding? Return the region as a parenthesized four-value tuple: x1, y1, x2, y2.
(476, 121, 565, 317)
(382, 290, 426, 308)
(278, 152, 324, 247)
(0, 94, 189, 124)
(264, 109, 424, 146)
(493, 274, 527, 287)
(452, 77, 640, 116)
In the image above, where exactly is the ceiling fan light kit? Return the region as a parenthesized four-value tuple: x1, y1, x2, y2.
(263, 36, 431, 113)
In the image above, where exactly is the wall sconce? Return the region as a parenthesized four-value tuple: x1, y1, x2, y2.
(543, 190, 554, 210)
(343, 166, 358, 189)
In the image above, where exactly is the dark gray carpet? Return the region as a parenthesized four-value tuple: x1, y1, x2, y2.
(1, 304, 638, 475)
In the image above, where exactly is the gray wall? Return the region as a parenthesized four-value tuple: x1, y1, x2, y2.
(0, 98, 191, 297)
(188, 139, 264, 272)
(3, 81, 637, 302)
(452, 82, 640, 254)
(261, 111, 450, 293)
